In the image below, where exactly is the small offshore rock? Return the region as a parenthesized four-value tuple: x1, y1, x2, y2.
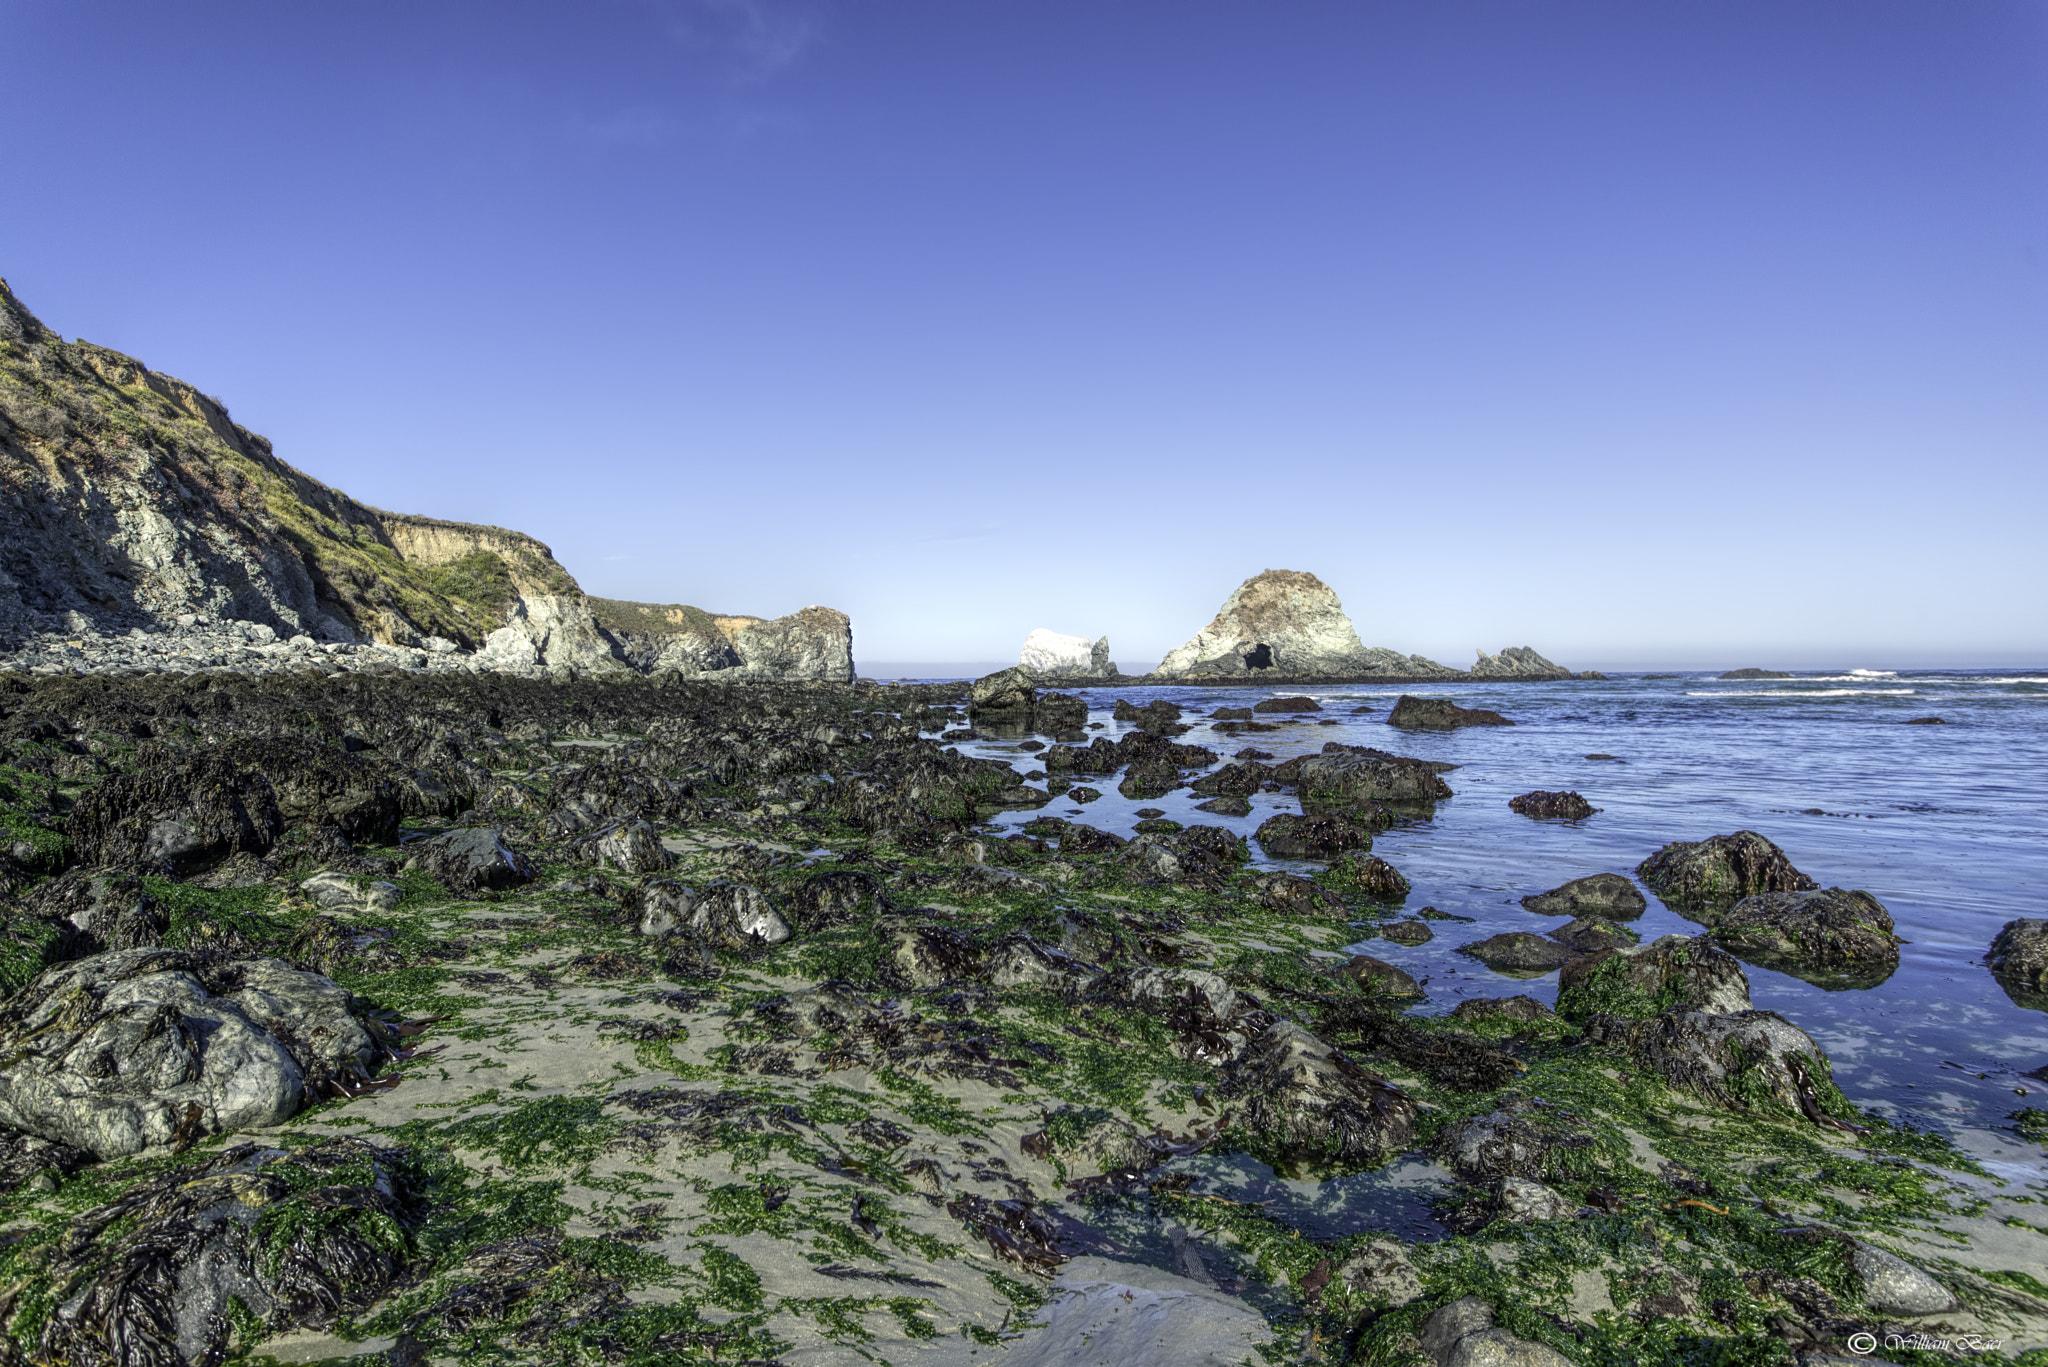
(1459, 933, 1579, 973)
(1520, 873, 1646, 920)
(1508, 790, 1599, 820)
(1387, 695, 1514, 730)
(1194, 795, 1252, 817)
(1253, 695, 1322, 713)
(1381, 919, 1434, 946)
(1636, 830, 1816, 907)
(1904, 716, 1946, 725)
(1296, 746, 1455, 808)
(1720, 667, 1791, 679)
(1555, 934, 1752, 1022)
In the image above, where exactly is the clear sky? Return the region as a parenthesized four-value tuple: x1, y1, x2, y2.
(2, 1, 2043, 670)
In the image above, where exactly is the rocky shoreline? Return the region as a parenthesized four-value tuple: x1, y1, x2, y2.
(0, 668, 2033, 1366)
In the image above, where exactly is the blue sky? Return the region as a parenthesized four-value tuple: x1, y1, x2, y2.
(2, 0, 2043, 669)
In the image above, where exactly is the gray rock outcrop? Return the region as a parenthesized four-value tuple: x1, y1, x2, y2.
(1152, 569, 1460, 679)
(0, 949, 382, 1158)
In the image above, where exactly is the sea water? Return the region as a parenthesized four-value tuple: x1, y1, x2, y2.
(949, 669, 2048, 1146)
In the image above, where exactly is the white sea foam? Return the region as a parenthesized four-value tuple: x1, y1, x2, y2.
(1685, 688, 1916, 697)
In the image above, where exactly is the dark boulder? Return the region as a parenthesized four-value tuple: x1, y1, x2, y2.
(24, 1139, 422, 1367)
(1386, 695, 1513, 730)
(1636, 830, 1817, 907)
(1248, 870, 1343, 918)
(1508, 790, 1599, 820)
(1380, 919, 1433, 946)
(406, 827, 538, 894)
(1332, 954, 1423, 999)
(1193, 795, 1251, 817)
(1431, 1109, 1549, 1182)
(1555, 935, 1751, 1022)
(688, 882, 792, 951)
(1253, 696, 1321, 714)
(1547, 917, 1639, 955)
(1254, 811, 1376, 860)
(1295, 746, 1452, 811)
(1709, 887, 1902, 986)
(969, 666, 1034, 713)
(791, 869, 891, 930)
(1720, 667, 1791, 679)
(1320, 850, 1412, 902)
(1187, 760, 1272, 798)
(1116, 762, 1182, 801)
(1211, 707, 1254, 721)
(1224, 1021, 1417, 1166)
(1520, 873, 1646, 920)
(1457, 933, 1578, 973)
(1174, 824, 1251, 868)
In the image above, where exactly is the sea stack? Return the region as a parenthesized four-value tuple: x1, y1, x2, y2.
(1151, 569, 1459, 680)
(1019, 628, 1093, 676)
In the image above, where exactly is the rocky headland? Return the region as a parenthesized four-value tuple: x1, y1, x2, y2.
(0, 279, 850, 684)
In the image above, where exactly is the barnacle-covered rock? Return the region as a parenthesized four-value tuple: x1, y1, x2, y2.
(1636, 830, 1816, 908)
(1709, 887, 1902, 986)
(1554, 935, 1751, 1022)
(1583, 1009, 1856, 1128)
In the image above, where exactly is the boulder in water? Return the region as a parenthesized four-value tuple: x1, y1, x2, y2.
(1708, 887, 1902, 985)
(1254, 811, 1376, 859)
(1458, 933, 1578, 973)
(1253, 695, 1322, 713)
(1508, 790, 1599, 820)
(1321, 850, 1412, 901)
(1520, 873, 1646, 920)
(1332, 954, 1423, 999)
(1720, 667, 1791, 679)
(1635, 830, 1816, 907)
(969, 665, 1035, 713)
(1387, 695, 1513, 730)
(1296, 747, 1454, 809)
(1989, 918, 2048, 1009)
(1548, 917, 1639, 955)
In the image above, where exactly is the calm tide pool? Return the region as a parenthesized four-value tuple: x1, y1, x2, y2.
(955, 669, 2048, 1146)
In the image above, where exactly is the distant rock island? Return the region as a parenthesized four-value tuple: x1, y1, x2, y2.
(0, 279, 849, 680)
(1144, 569, 1578, 683)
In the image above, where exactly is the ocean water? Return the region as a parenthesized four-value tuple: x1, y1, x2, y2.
(946, 669, 2048, 1144)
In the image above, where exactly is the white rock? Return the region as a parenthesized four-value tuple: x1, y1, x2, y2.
(1020, 628, 1094, 676)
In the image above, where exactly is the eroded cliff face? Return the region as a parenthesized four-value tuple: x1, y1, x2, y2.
(0, 278, 856, 681)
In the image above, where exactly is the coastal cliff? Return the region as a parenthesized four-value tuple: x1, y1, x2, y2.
(0, 278, 850, 680)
